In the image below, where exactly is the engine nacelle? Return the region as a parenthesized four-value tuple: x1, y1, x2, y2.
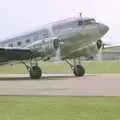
(85, 39, 103, 57)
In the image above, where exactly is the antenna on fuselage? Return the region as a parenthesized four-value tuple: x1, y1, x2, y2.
(79, 12, 84, 25)
(80, 12, 82, 17)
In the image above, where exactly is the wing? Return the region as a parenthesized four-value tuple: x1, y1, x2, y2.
(0, 47, 44, 63)
(0, 37, 58, 64)
(103, 44, 120, 55)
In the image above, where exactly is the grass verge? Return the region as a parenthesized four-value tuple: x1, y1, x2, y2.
(0, 96, 120, 120)
(0, 61, 120, 74)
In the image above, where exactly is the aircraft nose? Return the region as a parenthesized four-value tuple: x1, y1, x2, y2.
(98, 23, 109, 35)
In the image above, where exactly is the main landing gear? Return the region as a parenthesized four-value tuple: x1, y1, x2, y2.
(29, 66, 42, 79)
(65, 58, 85, 77)
(21, 57, 85, 79)
(21, 58, 42, 79)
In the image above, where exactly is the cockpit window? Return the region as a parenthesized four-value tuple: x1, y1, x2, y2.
(52, 18, 96, 32)
(78, 19, 96, 26)
(84, 19, 96, 24)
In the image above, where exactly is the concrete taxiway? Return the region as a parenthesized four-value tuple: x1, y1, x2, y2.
(0, 73, 120, 96)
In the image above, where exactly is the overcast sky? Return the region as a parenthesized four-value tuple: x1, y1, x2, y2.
(0, 0, 119, 44)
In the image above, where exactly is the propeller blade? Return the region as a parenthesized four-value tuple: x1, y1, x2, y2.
(55, 46, 61, 62)
(53, 39, 62, 63)
(96, 47, 103, 61)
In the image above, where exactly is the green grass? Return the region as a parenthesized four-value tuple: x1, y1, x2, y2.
(84, 61, 120, 74)
(0, 62, 71, 74)
(0, 61, 120, 74)
(0, 96, 120, 120)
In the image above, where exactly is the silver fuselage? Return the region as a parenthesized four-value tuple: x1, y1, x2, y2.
(0, 17, 109, 60)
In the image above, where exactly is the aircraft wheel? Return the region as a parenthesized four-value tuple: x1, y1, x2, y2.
(73, 65, 85, 77)
(29, 66, 42, 79)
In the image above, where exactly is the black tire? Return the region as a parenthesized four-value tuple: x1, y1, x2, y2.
(29, 66, 42, 79)
(73, 65, 85, 77)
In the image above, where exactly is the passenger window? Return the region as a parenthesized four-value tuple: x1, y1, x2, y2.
(40, 29, 49, 39)
(8, 43, 13, 47)
(42, 33, 49, 39)
(26, 39, 30, 43)
(34, 36, 39, 41)
(17, 41, 22, 46)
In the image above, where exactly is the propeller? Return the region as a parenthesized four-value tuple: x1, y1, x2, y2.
(53, 38, 63, 63)
(79, 12, 84, 25)
(96, 39, 104, 61)
(96, 47, 103, 61)
(55, 45, 61, 63)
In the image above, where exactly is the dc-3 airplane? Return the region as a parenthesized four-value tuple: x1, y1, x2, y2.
(0, 13, 109, 79)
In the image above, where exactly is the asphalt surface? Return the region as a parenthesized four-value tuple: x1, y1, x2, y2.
(0, 73, 120, 96)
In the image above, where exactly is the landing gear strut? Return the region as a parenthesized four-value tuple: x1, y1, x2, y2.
(21, 58, 42, 79)
(65, 58, 85, 77)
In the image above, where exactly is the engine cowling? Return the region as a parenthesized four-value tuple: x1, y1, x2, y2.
(85, 39, 104, 59)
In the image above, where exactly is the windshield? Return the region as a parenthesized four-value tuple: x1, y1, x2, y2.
(78, 19, 96, 25)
